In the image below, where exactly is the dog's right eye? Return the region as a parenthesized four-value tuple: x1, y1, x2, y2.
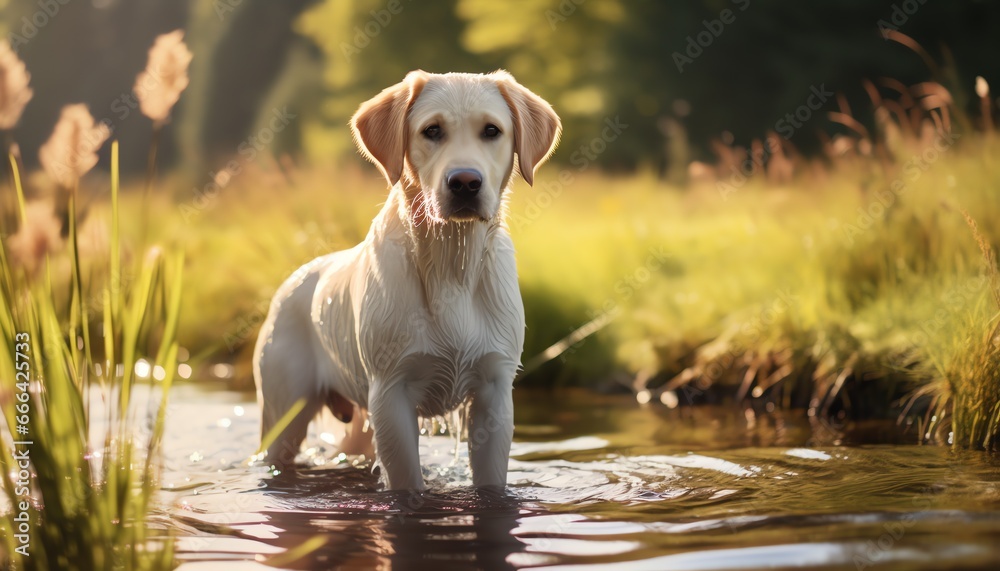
(422, 125, 443, 141)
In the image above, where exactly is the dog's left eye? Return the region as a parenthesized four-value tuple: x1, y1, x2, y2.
(423, 125, 443, 141)
(482, 124, 501, 139)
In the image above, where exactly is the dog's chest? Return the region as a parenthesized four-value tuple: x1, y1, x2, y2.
(378, 270, 522, 414)
(422, 284, 494, 348)
(324, 222, 525, 413)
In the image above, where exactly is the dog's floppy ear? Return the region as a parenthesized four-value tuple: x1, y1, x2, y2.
(351, 70, 429, 186)
(494, 71, 562, 186)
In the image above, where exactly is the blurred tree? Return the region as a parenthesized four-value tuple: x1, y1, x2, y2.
(181, 0, 319, 170)
(297, 0, 488, 163)
(455, 0, 1000, 172)
(199, 0, 314, 165)
(599, 0, 1000, 169)
(456, 0, 625, 170)
(174, 0, 231, 173)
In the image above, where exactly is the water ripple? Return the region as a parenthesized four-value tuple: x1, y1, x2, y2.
(164, 388, 1000, 570)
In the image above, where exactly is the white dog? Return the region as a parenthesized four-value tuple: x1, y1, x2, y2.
(253, 70, 561, 490)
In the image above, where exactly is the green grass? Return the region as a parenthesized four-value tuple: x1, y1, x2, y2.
(0, 142, 180, 570)
(98, 133, 1000, 449)
(926, 211, 1000, 449)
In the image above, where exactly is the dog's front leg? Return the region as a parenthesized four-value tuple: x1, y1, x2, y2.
(369, 382, 424, 490)
(468, 379, 514, 488)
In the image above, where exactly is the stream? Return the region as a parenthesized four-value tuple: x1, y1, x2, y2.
(162, 386, 1000, 570)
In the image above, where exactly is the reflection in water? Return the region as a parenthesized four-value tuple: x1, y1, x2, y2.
(259, 472, 527, 569)
(164, 387, 1000, 570)
(173, 464, 532, 569)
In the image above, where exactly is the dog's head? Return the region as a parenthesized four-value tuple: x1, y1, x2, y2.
(352, 70, 561, 223)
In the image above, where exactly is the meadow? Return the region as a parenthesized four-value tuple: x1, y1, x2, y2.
(83, 128, 998, 451)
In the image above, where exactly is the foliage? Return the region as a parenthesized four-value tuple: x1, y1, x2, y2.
(7, 1, 998, 174)
(293, 0, 1000, 170)
(0, 143, 180, 570)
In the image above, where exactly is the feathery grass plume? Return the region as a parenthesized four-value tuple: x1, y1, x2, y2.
(134, 30, 192, 244)
(134, 30, 192, 126)
(962, 210, 1000, 312)
(976, 76, 993, 133)
(6, 199, 63, 276)
(38, 104, 110, 191)
(0, 42, 33, 234)
(0, 40, 33, 131)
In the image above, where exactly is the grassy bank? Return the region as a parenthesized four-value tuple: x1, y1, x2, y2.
(512, 135, 1000, 448)
(74, 132, 998, 449)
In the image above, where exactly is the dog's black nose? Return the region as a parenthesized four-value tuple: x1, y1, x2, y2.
(446, 169, 482, 196)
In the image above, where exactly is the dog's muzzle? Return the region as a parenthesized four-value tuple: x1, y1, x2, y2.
(444, 168, 484, 219)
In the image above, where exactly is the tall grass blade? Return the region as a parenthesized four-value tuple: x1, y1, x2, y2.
(8, 153, 26, 226)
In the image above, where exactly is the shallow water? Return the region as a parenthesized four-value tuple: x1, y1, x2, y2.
(162, 386, 1000, 570)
